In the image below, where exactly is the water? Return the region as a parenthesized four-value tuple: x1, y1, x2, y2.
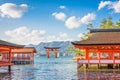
(0, 56, 77, 80)
(1, 56, 120, 80)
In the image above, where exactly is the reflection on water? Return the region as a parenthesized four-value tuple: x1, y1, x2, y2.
(1, 56, 120, 80)
(77, 70, 120, 80)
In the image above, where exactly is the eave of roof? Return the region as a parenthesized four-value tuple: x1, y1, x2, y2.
(0, 39, 24, 48)
(72, 28, 120, 46)
(90, 28, 120, 33)
(72, 41, 120, 46)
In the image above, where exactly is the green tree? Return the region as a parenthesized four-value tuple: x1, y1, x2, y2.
(74, 49, 85, 56)
(116, 19, 120, 28)
(87, 22, 93, 29)
(100, 18, 107, 28)
(67, 45, 85, 57)
(106, 17, 114, 28)
(100, 17, 116, 29)
(67, 45, 75, 53)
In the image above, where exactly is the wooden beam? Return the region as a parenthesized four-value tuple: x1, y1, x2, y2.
(11, 48, 36, 53)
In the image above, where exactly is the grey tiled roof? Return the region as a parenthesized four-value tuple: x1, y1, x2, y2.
(0, 39, 24, 47)
(72, 29, 120, 45)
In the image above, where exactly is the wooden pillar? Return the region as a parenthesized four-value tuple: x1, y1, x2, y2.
(12, 53, 14, 61)
(86, 64, 88, 69)
(98, 51, 100, 69)
(32, 52, 34, 63)
(54, 49, 58, 58)
(47, 49, 50, 58)
(85, 49, 89, 59)
(55, 52, 57, 58)
(86, 49, 89, 69)
(8, 65, 11, 72)
(8, 49, 12, 72)
(112, 52, 115, 69)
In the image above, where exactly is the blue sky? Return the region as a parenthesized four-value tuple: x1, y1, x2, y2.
(0, 0, 120, 45)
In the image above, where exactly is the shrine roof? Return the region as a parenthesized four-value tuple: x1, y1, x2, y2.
(0, 39, 24, 48)
(72, 28, 120, 46)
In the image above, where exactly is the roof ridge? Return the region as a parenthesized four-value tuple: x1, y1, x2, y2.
(90, 28, 120, 33)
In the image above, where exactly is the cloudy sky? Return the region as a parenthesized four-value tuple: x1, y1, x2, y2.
(0, 0, 120, 45)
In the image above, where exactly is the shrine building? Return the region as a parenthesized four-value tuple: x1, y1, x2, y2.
(0, 39, 36, 72)
(72, 28, 120, 69)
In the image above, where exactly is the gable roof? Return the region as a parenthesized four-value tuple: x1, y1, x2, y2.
(0, 39, 24, 48)
(72, 29, 120, 46)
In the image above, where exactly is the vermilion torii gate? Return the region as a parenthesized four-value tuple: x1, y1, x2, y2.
(44, 47, 60, 58)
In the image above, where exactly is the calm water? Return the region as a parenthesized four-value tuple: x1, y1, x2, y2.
(1, 56, 120, 80)
(0, 56, 77, 80)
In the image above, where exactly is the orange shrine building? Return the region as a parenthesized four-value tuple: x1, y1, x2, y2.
(0, 40, 36, 72)
(72, 29, 120, 69)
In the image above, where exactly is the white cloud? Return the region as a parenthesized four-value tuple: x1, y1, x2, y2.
(4, 26, 74, 45)
(0, 3, 28, 18)
(5, 26, 46, 45)
(98, 1, 111, 10)
(59, 5, 66, 9)
(65, 13, 96, 29)
(52, 12, 66, 21)
(111, 1, 120, 13)
(81, 13, 96, 24)
(98, 0, 120, 13)
(65, 16, 81, 29)
(60, 32, 68, 38)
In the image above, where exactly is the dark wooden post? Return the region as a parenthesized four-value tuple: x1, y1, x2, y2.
(8, 66, 11, 72)
(8, 50, 12, 72)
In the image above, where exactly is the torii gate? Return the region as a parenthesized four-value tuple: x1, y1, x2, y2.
(44, 47, 60, 58)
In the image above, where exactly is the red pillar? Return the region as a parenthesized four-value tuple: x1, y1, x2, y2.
(47, 49, 50, 58)
(54, 49, 58, 58)
(12, 53, 14, 61)
(85, 49, 89, 59)
(98, 51, 100, 64)
(112, 51, 115, 64)
(32, 52, 34, 62)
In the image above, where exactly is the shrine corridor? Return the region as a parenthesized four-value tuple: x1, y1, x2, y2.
(0, 56, 120, 80)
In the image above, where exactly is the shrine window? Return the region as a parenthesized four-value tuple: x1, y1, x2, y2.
(0, 52, 3, 61)
(100, 52, 109, 59)
(114, 53, 120, 59)
(89, 52, 98, 59)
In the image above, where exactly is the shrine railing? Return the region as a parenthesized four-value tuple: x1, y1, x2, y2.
(77, 59, 120, 64)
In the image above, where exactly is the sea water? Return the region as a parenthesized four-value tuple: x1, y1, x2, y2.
(1, 56, 120, 80)
(0, 56, 77, 80)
